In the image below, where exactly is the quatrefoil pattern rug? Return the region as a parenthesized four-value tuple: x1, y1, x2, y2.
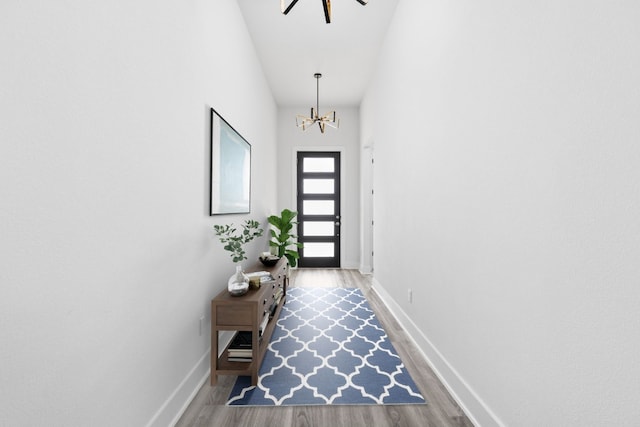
(227, 287, 426, 406)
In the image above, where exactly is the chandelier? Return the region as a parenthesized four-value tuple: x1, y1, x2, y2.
(281, 0, 368, 24)
(296, 73, 339, 134)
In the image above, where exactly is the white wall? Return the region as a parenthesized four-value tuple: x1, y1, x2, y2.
(0, 1, 276, 426)
(361, 1, 640, 426)
(277, 107, 360, 269)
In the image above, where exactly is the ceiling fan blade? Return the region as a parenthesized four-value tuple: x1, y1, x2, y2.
(355, 0, 368, 5)
(281, 0, 300, 15)
(322, 0, 331, 24)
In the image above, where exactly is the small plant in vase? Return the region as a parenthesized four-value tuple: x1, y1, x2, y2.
(213, 219, 263, 296)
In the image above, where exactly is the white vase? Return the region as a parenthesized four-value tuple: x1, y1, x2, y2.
(228, 264, 249, 296)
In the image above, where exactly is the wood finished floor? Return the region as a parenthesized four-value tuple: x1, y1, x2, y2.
(176, 269, 474, 427)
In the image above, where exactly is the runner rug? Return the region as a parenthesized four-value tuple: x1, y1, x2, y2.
(227, 287, 426, 406)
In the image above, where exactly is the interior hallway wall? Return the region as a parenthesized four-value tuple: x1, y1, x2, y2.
(0, 1, 276, 425)
(361, 1, 640, 426)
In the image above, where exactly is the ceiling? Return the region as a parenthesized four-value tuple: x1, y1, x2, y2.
(237, 0, 399, 107)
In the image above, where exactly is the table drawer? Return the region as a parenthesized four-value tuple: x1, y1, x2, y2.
(216, 304, 253, 327)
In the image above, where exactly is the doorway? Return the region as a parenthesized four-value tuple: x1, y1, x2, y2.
(296, 151, 341, 268)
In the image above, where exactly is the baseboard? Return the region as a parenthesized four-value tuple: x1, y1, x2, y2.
(371, 278, 504, 427)
(146, 331, 237, 427)
(341, 261, 360, 270)
(359, 264, 372, 275)
(144, 350, 211, 427)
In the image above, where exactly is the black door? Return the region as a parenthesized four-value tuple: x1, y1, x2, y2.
(296, 152, 341, 268)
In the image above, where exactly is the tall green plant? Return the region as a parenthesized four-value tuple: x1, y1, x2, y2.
(268, 209, 303, 267)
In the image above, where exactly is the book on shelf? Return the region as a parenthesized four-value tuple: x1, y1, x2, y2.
(227, 356, 252, 363)
(258, 312, 269, 336)
(229, 331, 253, 349)
(268, 302, 276, 318)
(227, 332, 254, 362)
(228, 349, 252, 357)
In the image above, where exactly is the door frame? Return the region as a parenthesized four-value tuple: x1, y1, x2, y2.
(292, 146, 345, 268)
(361, 142, 374, 274)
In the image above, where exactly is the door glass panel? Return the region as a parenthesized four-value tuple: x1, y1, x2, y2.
(303, 179, 334, 194)
(302, 200, 334, 215)
(303, 221, 334, 236)
(303, 243, 334, 257)
(303, 157, 334, 173)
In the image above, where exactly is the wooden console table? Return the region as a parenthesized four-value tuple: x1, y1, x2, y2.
(210, 257, 288, 386)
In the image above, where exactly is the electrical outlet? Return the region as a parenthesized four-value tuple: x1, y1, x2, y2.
(408, 289, 413, 303)
(199, 316, 205, 336)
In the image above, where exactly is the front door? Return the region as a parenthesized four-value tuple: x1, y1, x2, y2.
(296, 151, 341, 268)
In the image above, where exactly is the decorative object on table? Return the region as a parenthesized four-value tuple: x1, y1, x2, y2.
(295, 73, 339, 134)
(281, 0, 368, 24)
(245, 271, 275, 290)
(227, 287, 426, 406)
(227, 266, 250, 296)
(213, 220, 263, 296)
(258, 251, 280, 267)
(268, 209, 302, 268)
(210, 108, 251, 215)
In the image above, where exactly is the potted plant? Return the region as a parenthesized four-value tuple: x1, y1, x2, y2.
(268, 209, 303, 268)
(213, 219, 263, 296)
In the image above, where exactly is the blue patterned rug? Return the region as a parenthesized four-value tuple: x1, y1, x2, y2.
(227, 287, 426, 406)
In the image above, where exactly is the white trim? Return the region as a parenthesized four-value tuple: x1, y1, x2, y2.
(292, 146, 346, 268)
(371, 278, 505, 427)
(341, 261, 360, 270)
(358, 265, 373, 275)
(146, 329, 237, 427)
(360, 143, 374, 276)
(145, 350, 211, 427)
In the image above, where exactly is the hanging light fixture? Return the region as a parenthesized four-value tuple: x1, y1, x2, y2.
(296, 73, 339, 134)
(281, 0, 368, 24)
